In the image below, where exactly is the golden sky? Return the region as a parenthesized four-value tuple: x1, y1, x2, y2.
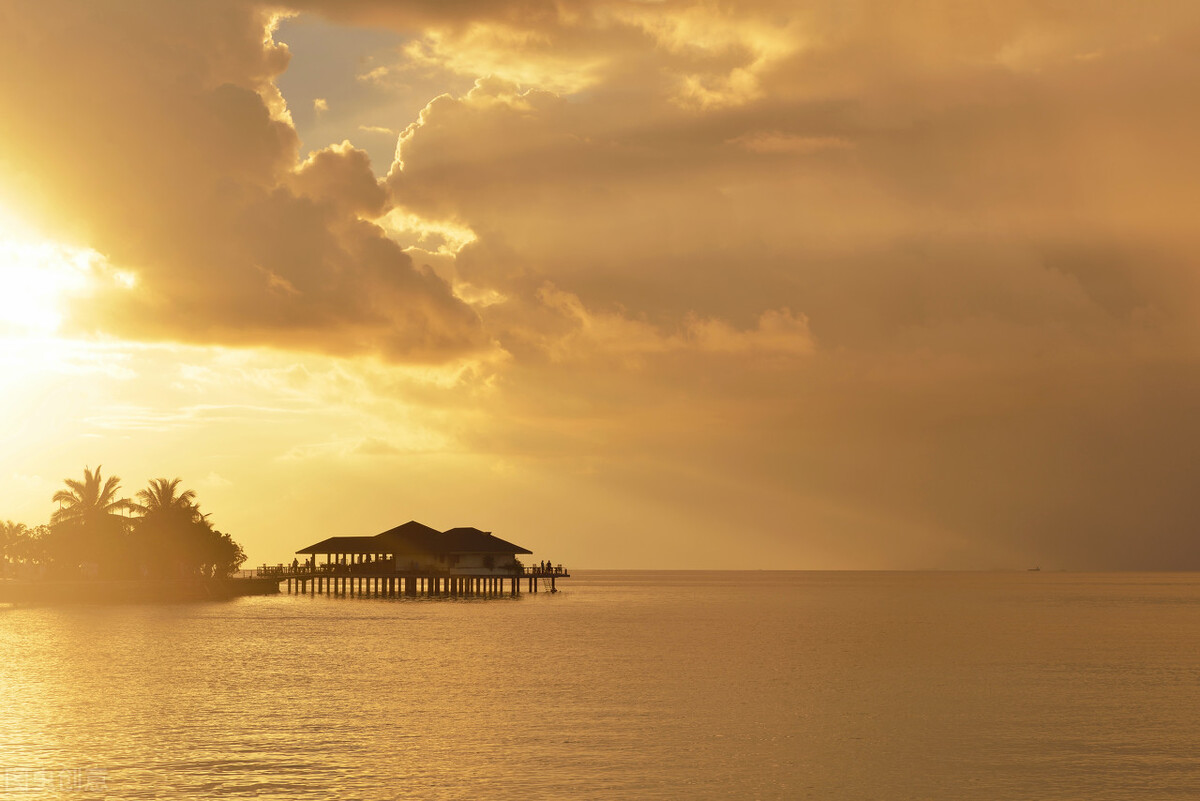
(1, 1, 1199, 569)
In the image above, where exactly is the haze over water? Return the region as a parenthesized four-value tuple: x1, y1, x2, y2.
(4, 571, 1200, 799)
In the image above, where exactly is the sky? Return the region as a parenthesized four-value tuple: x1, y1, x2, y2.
(1, 1, 1199, 570)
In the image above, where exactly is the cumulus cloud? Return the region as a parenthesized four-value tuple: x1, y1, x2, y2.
(519, 284, 814, 364)
(0, 0, 485, 362)
(291, 141, 388, 218)
(360, 0, 1200, 567)
(4, 0, 1200, 567)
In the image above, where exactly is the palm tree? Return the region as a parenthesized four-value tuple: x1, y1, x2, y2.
(48, 466, 135, 577)
(129, 479, 244, 577)
(133, 478, 202, 521)
(51, 465, 135, 526)
(132, 478, 208, 577)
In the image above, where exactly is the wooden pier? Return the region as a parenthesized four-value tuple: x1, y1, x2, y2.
(255, 565, 569, 598)
(273, 520, 569, 599)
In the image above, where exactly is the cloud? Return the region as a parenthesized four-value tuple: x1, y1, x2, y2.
(352, 437, 404, 456)
(5, 0, 1200, 568)
(728, 132, 853, 155)
(358, 124, 398, 136)
(520, 283, 814, 364)
(201, 472, 234, 488)
(280, 430, 448, 461)
(83, 403, 304, 433)
(358, 1, 1200, 567)
(0, 1, 485, 363)
(399, 24, 607, 95)
(291, 140, 388, 217)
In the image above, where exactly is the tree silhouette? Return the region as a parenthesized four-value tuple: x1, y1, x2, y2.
(0, 520, 28, 577)
(46, 466, 134, 578)
(133, 477, 203, 577)
(51, 466, 135, 526)
(133, 478, 201, 520)
(205, 528, 247, 578)
(11, 467, 246, 581)
(131, 478, 245, 578)
(20, 525, 48, 567)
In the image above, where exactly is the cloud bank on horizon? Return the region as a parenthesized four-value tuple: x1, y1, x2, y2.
(1, 0, 1199, 569)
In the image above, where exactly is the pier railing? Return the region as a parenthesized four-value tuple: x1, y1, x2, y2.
(522, 565, 568, 576)
(255, 562, 568, 578)
(255, 563, 388, 578)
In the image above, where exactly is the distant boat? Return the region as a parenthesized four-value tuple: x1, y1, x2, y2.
(1028, 567, 1041, 572)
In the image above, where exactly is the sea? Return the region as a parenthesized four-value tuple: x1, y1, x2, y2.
(3, 570, 1200, 800)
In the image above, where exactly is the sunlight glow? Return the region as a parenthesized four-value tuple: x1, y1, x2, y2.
(0, 241, 94, 334)
(0, 202, 111, 336)
(399, 25, 605, 95)
(0, 199, 141, 412)
(611, 7, 804, 108)
(0, 222, 144, 396)
(378, 210, 478, 255)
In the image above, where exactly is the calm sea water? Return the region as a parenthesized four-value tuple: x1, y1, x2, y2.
(3, 571, 1200, 799)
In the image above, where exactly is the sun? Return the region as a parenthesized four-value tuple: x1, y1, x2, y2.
(0, 201, 103, 336)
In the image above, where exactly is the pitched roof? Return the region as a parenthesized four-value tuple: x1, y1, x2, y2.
(296, 521, 532, 556)
(296, 536, 383, 555)
(442, 527, 533, 555)
(374, 520, 442, 554)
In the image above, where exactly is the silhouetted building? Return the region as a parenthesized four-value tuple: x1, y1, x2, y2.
(296, 520, 532, 576)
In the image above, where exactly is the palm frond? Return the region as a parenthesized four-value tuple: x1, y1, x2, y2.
(99, 475, 122, 505)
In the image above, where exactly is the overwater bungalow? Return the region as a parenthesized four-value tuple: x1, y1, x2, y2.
(267, 520, 567, 597)
(296, 520, 532, 574)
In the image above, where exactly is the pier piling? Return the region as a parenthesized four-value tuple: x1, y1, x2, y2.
(257, 564, 568, 599)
